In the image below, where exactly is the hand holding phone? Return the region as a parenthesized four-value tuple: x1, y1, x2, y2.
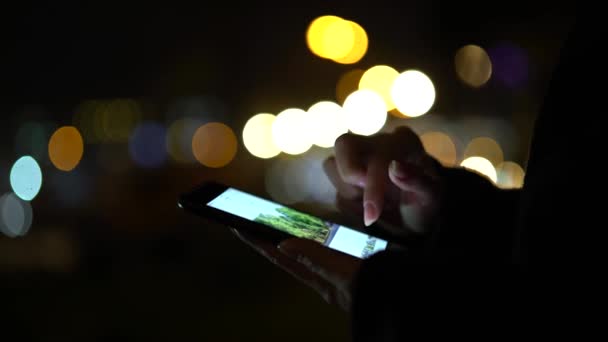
(232, 227, 360, 312)
(179, 181, 393, 312)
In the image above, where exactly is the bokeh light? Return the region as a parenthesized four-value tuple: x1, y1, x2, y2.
(265, 158, 309, 205)
(166, 118, 204, 163)
(336, 69, 364, 105)
(243, 113, 281, 159)
(463, 137, 504, 167)
(192, 122, 238, 168)
(307, 15, 341, 58)
(73, 99, 142, 143)
(306, 15, 355, 60)
(272, 108, 312, 155)
(420, 131, 458, 166)
(496, 161, 525, 189)
(454, 44, 492, 88)
(265, 150, 336, 207)
(488, 42, 529, 88)
(343, 89, 387, 136)
(300, 149, 336, 207)
(14, 121, 55, 163)
(10, 156, 42, 201)
(359, 65, 399, 111)
(101, 99, 143, 142)
(128, 122, 167, 168)
(391, 70, 436, 117)
(333, 21, 368, 64)
(48, 126, 84, 172)
(307, 101, 348, 148)
(72, 100, 101, 143)
(460, 156, 497, 183)
(0, 192, 33, 238)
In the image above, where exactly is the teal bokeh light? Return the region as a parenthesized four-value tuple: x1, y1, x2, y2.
(10, 156, 43, 201)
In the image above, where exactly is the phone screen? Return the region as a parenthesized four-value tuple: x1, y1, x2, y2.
(207, 187, 388, 259)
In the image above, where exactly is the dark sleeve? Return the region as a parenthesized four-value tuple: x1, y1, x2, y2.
(350, 249, 526, 341)
(351, 7, 602, 340)
(426, 167, 521, 263)
(350, 166, 523, 341)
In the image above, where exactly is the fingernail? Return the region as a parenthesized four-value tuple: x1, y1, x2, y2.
(364, 201, 378, 227)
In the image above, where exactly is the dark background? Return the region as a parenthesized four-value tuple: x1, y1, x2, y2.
(1, 2, 573, 341)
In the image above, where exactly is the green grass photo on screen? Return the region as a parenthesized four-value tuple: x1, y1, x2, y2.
(254, 207, 330, 243)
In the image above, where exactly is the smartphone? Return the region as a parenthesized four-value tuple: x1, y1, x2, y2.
(178, 181, 398, 259)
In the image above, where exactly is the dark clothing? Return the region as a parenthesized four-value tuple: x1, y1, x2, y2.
(352, 8, 604, 341)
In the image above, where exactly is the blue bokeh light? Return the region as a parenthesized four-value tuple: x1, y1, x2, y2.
(129, 121, 167, 168)
(10, 156, 43, 201)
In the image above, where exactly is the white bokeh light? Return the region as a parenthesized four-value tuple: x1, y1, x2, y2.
(359, 65, 399, 111)
(308, 101, 348, 148)
(460, 156, 497, 183)
(0, 192, 33, 238)
(391, 70, 436, 117)
(265, 158, 310, 205)
(243, 113, 281, 159)
(264, 151, 336, 207)
(10, 156, 43, 201)
(343, 89, 387, 136)
(272, 108, 313, 155)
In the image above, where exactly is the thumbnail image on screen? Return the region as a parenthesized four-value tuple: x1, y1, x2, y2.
(207, 188, 387, 259)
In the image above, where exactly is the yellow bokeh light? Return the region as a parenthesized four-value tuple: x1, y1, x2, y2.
(307, 15, 341, 58)
(307, 101, 348, 148)
(73, 100, 100, 143)
(101, 99, 142, 142)
(343, 89, 387, 136)
(166, 118, 202, 163)
(243, 113, 281, 159)
(73, 99, 141, 143)
(48, 126, 84, 172)
(192, 122, 238, 168)
(496, 161, 525, 189)
(322, 18, 355, 60)
(336, 69, 364, 105)
(455, 44, 492, 88)
(461, 156, 497, 183)
(464, 137, 503, 166)
(272, 108, 312, 155)
(420, 131, 457, 166)
(334, 21, 368, 64)
(306, 15, 355, 60)
(359, 65, 399, 111)
(391, 70, 436, 117)
(388, 108, 407, 118)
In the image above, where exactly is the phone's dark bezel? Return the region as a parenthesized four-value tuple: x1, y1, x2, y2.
(178, 181, 414, 255)
(178, 181, 293, 244)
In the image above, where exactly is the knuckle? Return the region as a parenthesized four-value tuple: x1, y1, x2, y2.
(334, 133, 355, 151)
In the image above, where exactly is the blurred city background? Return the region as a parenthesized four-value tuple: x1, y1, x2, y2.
(1, 2, 572, 341)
